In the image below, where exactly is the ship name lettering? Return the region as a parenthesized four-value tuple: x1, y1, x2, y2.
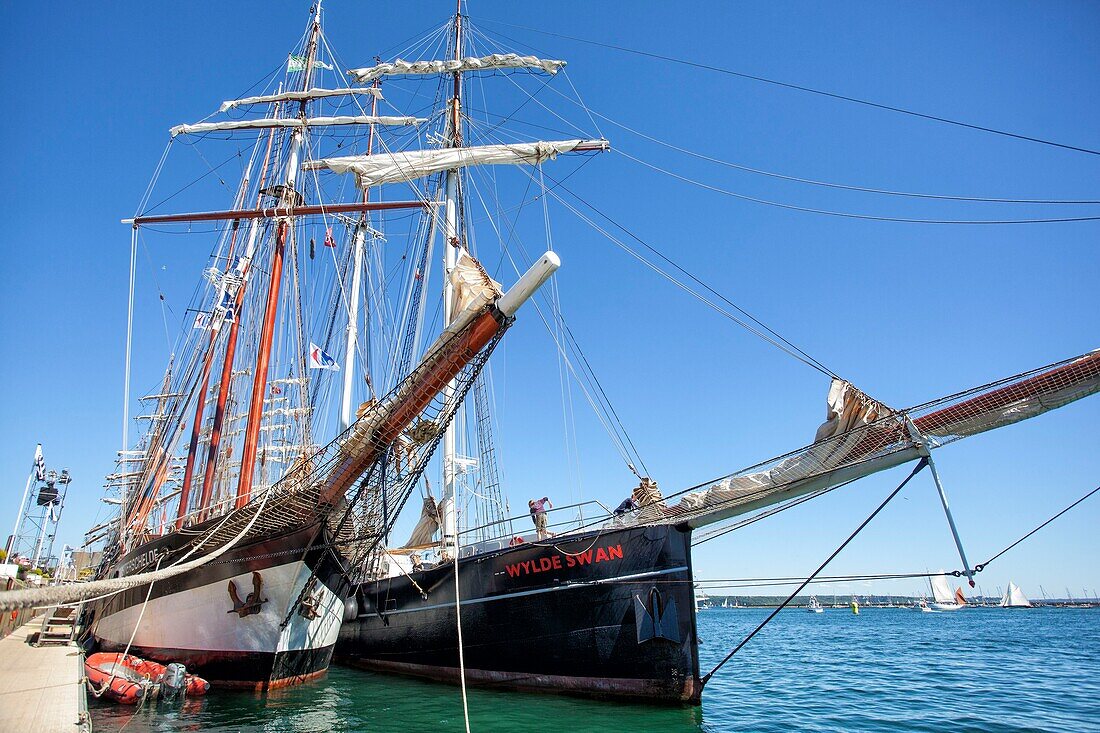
(503, 544, 624, 579)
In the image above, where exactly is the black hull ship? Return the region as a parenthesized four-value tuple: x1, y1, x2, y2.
(337, 523, 701, 703)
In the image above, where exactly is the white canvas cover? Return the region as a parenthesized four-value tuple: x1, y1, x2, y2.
(307, 140, 602, 188)
(220, 87, 383, 112)
(349, 53, 565, 84)
(672, 379, 901, 526)
(170, 115, 422, 137)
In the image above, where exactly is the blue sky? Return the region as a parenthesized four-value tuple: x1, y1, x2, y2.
(1, 1, 1097, 600)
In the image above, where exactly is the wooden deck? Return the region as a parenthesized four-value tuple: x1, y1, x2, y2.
(0, 618, 90, 732)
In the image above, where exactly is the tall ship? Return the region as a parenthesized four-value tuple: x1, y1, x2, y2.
(68, 1, 1100, 703)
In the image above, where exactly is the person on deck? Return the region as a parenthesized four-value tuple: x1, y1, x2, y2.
(529, 497, 553, 540)
(612, 496, 639, 524)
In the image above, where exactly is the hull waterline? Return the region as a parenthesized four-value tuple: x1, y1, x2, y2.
(336, 523, 701, 704)
(88, 521, 348, 689)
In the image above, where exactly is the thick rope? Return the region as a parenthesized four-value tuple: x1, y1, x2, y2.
(701, 459, 927, 686)
(0, 487, 274, 613)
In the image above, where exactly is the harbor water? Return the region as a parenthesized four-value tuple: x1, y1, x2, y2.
(90, 607, 1099, 732)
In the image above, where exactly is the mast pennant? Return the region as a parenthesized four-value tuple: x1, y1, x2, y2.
(170, 115, 423, 137)
(306, 139, 609, 188)
(348, 53, 565, 84)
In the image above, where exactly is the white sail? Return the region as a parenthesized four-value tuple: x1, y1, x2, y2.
(1000, 582, 1032, 607)
(930, 571, 955, 604)
(219, 87, 382, 113)
(306, 139, 609, 188)
(348, 53, 565, 84)
(170, 115, 423, 137)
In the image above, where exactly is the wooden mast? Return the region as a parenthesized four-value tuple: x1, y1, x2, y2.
(235, 3, 323, 510)
(176, 128, 278, 528)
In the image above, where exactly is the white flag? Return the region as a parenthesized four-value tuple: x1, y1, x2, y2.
(288, 54, 334, 72)
(33, 444, 45, 481)
(308, 342, 340, 370)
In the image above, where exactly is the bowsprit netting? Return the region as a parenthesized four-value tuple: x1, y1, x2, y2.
(0, 305, 511, 613)
(639, 349, 1100, 529)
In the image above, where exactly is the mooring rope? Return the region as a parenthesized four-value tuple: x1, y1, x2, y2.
(0, 486, 274, 613)
(701, 459, 927, 686)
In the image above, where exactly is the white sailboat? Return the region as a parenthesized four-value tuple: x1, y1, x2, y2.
(928, 571, 965, 611)
(807, 596, 824, 613)
(1000, 582, 1033, 608)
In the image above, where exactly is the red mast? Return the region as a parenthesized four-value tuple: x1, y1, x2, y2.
(234, 5, 324, 510)
(176, 128, 280, 528)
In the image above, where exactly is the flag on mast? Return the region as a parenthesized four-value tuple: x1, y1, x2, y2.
(33, 444, 45, 481)
(309, 343, 340, 371)
(288, 54, 333, 72)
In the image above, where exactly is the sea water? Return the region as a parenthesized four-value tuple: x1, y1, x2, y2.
(90, 607, 1099, 732)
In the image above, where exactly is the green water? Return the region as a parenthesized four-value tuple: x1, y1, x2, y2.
(90, 607, 1100, 732)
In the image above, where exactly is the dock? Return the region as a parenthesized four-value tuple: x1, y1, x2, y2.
(0, 616, 90, 732)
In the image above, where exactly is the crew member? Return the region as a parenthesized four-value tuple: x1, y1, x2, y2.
(612, 496, 639, 524)
(529, 497, 553, 540)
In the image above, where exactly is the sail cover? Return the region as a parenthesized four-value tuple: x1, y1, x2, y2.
(220, 87, 383, 112)
(307, 139, 608, 188)
(349, 54, 565, 84)
(170, 115, 423, 137)
(655, 349, 1100, 530)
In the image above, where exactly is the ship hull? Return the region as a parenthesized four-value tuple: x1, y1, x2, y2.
(89, 521, 348, 689)
(335, 523, 700, 704)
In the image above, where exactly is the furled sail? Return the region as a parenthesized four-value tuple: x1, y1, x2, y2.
(219, 87, 382, 112)
(657, 349, 1100, 530)
(170, 115, 423, 137)
(348, 53, 565, 84)
(306, 139, 609, 188)
(401, 496, 441, 548)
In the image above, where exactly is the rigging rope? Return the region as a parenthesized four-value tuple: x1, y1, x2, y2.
(688, 483, 1100, 594)
(701, 458, 927, 686)
(534, 82, 1100, 205)
(971, 482, 1100, 575)
(536, 173, 838, 378)
(473, 19, 1100, 158)
(617, 149, 1100, 225)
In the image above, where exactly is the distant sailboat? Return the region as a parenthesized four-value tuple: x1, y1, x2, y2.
(1000, 582, 1033, 608)
(929, 571, 964, 611)
(807, 596, 824, 613)
(850, 597, 860, 615)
